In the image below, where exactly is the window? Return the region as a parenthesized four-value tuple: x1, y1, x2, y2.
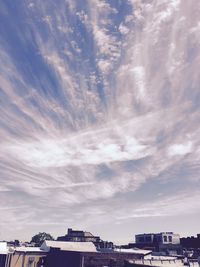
(28, 257, 34, 267)
(157, 236, 162, 242)
(139, 236, 145, 243)
(168, 236, 172, 242)
(163, 236, 168, 242)
(146, 236, 152, 243)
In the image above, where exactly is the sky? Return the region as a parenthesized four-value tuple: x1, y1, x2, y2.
(0, 0, 200, 244)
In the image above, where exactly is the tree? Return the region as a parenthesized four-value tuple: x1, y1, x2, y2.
(30, 232, 54, 247)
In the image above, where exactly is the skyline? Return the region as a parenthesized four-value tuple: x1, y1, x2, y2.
(2, 229, 199, 245)
(0, 0, 200, 244)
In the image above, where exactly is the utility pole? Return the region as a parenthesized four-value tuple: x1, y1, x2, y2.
(81, 255, 84, 267)
(22, 252, 25, 267)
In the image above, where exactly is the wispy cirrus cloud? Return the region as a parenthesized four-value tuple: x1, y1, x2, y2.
(0, 0, 200, 242)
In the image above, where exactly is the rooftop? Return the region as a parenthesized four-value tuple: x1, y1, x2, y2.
(40, 240, 97, 253)
(114, 248, 152, 255)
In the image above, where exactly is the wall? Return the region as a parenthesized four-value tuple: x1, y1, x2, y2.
(0, 254, 6, 267)
(9, 252, 46, 267)
(46, 249, 81, 267)
(46, 249, 142, 267)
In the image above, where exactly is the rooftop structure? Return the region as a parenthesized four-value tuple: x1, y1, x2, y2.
(57, 228, 100, 243)
(40, 240, 97, 252)
(127, 258, 199, 267)
(180, 234, 200, 249)
(135, 232, 180, 245)
(124, 233, 182, 255)
(57, 228, 114, 250)
(0, 243, 46, 267)
(45, 249, 143, 267)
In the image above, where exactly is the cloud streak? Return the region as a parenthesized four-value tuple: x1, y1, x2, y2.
(0, 0, 200, 241)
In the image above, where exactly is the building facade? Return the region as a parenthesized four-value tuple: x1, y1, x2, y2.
(46, 249, 142, 267)
(57, 228, 114, 250)
(0, 244, 46, 267)
(135, 232, 180, 245)
(180, 234, 200, 249)
(126, 233, 182, 255)
(8, 251, 46, 267)
(57, 228, 101, 243)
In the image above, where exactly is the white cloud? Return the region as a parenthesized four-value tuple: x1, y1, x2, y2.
(0, 0, 200, 241)
(131, 66, 146, 100)
(119, 24, 130, 35)
(116, 190, 200, 221)
(168, 142, 193, 156)
(2, 122, 149, 168)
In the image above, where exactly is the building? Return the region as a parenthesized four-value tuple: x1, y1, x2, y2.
(40, 240, 97, 253)
(46, 249, 144, 267)
(0, 242, 8, 267)
(46, 250, 146, 267)
(180, 234, 200, 249)
(126, 257, 199, 267)
(8, 247, 46, 267)
(135, 232, 180, 245)
(57, 228, 114, 250)
(125, 233, 182, 255)
(0, 244, 47, 267)
(40, 240, 148, 267)
(57, 228, 100, 243)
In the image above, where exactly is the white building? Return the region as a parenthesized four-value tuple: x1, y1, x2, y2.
(135, 232, 180, 245)
(0, 242, 8, 254)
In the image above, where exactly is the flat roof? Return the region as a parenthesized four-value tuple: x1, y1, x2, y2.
(114, 248, 152, 255)
(41, 241, 97, 253)
(15, 247, 45, 253)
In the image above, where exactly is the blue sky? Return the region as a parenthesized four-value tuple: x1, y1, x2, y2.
(0, 0, 200, 243)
